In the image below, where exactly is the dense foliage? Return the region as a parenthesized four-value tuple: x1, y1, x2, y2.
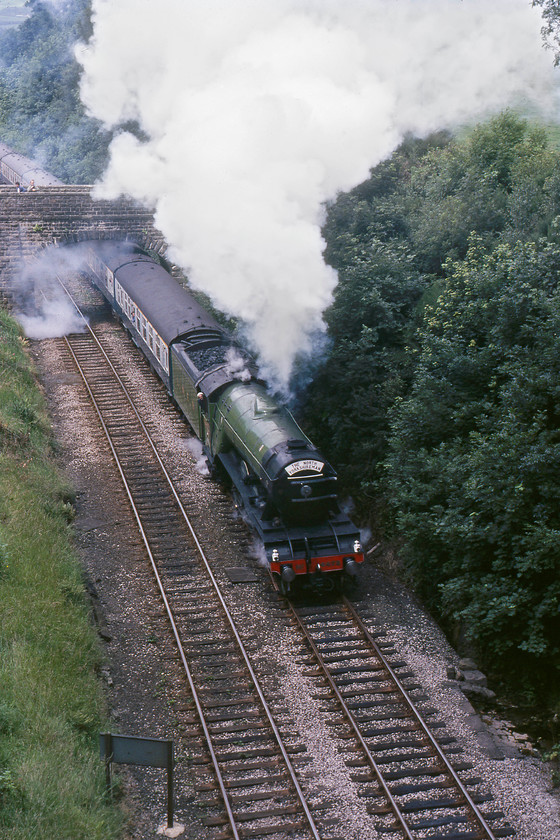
(0, 0, 109, 182)
(386, 237, 560, 681)
(312, 112, 560, 698)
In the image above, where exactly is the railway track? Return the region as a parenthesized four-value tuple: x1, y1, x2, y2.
(283, 594, 515, 840)
(60, 306, 328, 840)
(53, 276, 519, 840)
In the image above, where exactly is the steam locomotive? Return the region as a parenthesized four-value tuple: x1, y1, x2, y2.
(0, 141, 64, 187)
(86, 243, 364, 593)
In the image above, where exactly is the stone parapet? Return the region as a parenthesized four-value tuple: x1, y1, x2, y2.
(0, 185, 165, 303)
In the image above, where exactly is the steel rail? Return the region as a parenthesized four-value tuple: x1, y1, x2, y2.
(288, 601, 415, 840)
(288, 595, 498, 840)
(60, 293, 321, 840)
(341, 596, 497, 839)
(65, 336, 241, 837)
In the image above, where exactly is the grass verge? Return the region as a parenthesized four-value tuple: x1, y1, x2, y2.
(0, 308, 122, 839)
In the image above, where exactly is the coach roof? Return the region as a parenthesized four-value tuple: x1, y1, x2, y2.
(112, 254, 226, 346)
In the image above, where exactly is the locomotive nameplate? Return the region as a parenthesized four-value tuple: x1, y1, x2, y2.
(285, 459, 324, 476)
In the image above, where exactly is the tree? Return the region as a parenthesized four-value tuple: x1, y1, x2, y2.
(407, 113, 558, 271)
(302, 236, 425, 498)
(310, 115, 559, 505)
(385, 235, 560, 690)
(533, 0, 560, 65)
(0, 0, 110, 183)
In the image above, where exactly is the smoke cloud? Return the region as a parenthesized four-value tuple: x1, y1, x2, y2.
(183, 438, 211, 476)
(13, 246, 88, 339)
(77, 0, 556, 392)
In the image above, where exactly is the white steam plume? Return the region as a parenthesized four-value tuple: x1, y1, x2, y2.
(77, 0, 556, 392)
(13, 246, 88, 339)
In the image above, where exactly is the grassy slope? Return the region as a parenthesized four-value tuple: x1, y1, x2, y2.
(0, 309, 121, 839)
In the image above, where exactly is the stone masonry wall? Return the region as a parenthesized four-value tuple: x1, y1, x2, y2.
(0, 185, 167, 307)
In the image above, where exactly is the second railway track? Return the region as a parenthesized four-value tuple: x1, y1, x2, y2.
(48, 274, 522, 840)
(285, 596, 515, 840)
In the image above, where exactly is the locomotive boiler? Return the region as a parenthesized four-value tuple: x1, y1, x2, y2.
(87, 243, 364, 592)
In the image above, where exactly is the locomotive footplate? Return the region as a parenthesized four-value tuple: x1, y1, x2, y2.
(262, 518, 362, 572)
(218, 451, 363, 587)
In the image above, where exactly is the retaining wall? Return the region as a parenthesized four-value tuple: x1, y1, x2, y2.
(0, 185, 166, 307)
